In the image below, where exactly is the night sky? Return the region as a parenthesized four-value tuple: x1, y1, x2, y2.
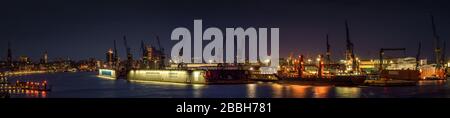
(0, 0, 449, 62)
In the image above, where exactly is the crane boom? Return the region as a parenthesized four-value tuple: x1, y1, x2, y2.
(326, 34, 331, 64)
(123, 35, 133, 73)
(156, 36, 163, 51)
(430, 14, 442, 68)
(416, 42, 421, 70)
(123, 35, 132, 61)
(113, 40, 119, 67)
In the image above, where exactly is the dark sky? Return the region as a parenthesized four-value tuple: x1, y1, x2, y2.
(0, 0, 449, 62)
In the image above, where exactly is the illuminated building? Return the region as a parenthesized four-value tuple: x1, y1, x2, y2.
(358, 57, 427, 74)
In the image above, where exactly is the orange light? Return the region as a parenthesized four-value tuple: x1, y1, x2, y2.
(41, 91, 47, 98)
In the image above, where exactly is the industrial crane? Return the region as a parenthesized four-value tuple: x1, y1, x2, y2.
(113, 40, 119, 68)
(415, 42, 421, 70)
(345, 20, 358, 73)
(430, 14, 445, 68)
(155, 36, 163, 52)
(155, 36, 166, 69)
(123, 35, 133, 72)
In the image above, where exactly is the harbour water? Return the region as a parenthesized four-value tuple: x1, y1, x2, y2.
(5, 72, 450, 98)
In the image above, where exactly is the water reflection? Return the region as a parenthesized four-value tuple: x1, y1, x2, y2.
(1, 89, 47, 98)
(246, 84, 256, 98)
(288, 85, 309, 98)
(5, 72, 450, 98)
(313, 86, 331, 98)
(191, 84, 205, 98)
(335, 87, 360, 98)
(271, 83, 284, 98)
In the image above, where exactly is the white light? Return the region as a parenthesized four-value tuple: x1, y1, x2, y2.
(265, 59, 270, 63)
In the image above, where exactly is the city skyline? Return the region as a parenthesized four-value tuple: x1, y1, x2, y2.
(0, 0, 449, 61)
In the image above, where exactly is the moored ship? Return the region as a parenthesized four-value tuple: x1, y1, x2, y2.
(99, 64, 253, 84)
(127, 68, 251, 84)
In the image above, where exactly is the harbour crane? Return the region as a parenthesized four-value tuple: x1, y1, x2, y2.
(113, 40, 119, 68)
(123, 35, 133, 72)
(123, 35, 133, 61)
(415, 42, 421, 70)
(156, 35, 164, 52)
(155, 36, 166, 69)
(345, 20, 358, 73)
(140, 40, 150, 68)
(325, 34, 331, 64)
(430, 14, 444, 68)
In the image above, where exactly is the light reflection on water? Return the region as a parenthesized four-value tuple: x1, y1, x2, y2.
(246, 84, 256, 98)
(288, 85, 309, 98)
(335, 87, 360, 98)
(5, 72, 450, 98)
(1, 89, 47, 98)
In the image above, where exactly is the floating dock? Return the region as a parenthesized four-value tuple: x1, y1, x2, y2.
(97, 67, 254, 84)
